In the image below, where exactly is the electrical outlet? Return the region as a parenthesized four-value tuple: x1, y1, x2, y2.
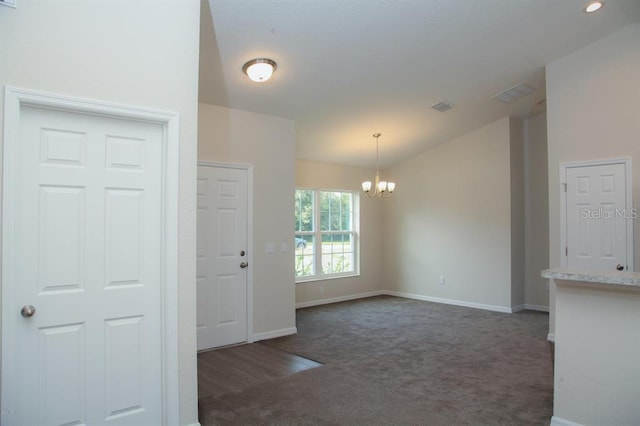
(439, 275, 445, 285)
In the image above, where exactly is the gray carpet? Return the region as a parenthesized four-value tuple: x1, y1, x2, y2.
(198, 295, 553, 425)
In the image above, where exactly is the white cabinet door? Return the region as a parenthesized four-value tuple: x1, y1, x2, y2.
(2, 104, 165, 425)
(565, 163, 631, 271)
(196, 165, 248, 350)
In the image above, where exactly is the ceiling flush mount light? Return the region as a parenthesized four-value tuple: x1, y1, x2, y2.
(242, 58, 277, 82)
(362, 133, 396, 198)
(584, 1, 603, 13)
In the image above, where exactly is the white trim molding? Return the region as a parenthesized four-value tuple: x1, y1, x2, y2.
(550, 416, 584, 426)
(251, 327, 298, 342)
(295, 290, 551, 315)
(296, 291, 385, 309)
(0, 0, 17, 8)
(547, 333, 556, 342)
(384, 291, 515, 313)
(1, 86, 181, 425)
(525, 304, 550, 312)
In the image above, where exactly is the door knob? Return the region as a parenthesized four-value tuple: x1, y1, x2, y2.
(616, 264, 624, 271)
(20, 305, 36, 318)
(240, 262, 248, 269)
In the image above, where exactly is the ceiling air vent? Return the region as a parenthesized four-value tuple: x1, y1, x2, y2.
(432, 100, 454, 112)
(493, 83, 535, 103)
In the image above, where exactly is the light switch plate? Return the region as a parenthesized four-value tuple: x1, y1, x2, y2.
(265, 242, 275, 254)
(281, 242, 288, 252)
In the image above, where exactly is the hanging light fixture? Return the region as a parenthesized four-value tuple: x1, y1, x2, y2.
(362, 133, 396, 198)
(242, 58, 277, 82)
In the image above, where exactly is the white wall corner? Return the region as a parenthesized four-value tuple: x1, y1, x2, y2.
(510, 304, 526, 313)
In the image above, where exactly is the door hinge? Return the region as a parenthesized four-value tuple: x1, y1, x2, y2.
(565, 246, 568, 256)
(562, 183, 567, 192)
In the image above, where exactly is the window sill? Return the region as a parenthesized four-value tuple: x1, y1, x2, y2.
(295, 272, 360, 284)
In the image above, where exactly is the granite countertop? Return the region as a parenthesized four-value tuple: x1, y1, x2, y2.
(542, 268, 640, 287)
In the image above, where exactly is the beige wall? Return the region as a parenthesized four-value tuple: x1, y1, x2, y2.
(524, 112, 549, 309)
(510, 117, 526, 308)
(295, 160, 384, 305)
(297, 117, 549, 312)
(546, 23, 640, 335)
(0, 2, 200, 424)
(553, 281, 640, 424)
(382, 117, 516, 311)
(198, 103, 296, 338)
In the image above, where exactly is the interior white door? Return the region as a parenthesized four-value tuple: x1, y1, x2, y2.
(196, 165, 248, 350)
(2, 104, 164, 425)
(565, 163, 631, 271)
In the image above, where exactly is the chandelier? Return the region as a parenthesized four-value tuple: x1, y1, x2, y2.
(362, 133, 396, 198)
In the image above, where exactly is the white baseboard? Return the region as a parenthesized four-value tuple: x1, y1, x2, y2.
(511, 304, 526, 313)
(550, 416, 583, 426)
(547, 333, 556, 342)
(295, 290, 550, 316)
(525, 304, 550, 312)
(295, 290, 385, 309)
(383, 290, 514, 313)
(187, 423, 202, 426)
(251, 327, 297, 342)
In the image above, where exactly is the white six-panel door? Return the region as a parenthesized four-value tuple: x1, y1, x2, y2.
(565, 162, 631, 271)
(196, 165, 248, 350)
(2, 101, 167, 425)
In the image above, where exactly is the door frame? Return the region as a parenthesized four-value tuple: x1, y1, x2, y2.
(197, 161, 254, 343)
(1, 86, 180, 425)
(559, 157, 633, 271)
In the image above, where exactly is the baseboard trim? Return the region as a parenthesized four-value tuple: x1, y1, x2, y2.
(383, 290, 514, 313)
(295, 290, 550, 315)
(547, 333, 556, 342)
(296, 291, 385, 309)
(186, 423, 202, 426)
(525, 304, 550, 312)
(511, 304, 526, 313)
(250, 327, 297, 342)
(550, 416, 583, 426)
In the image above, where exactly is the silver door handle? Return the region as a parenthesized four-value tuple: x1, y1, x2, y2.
(240, 262, 248, 269)
(21, 305, 36, 318)
(616, 264, 624, 271)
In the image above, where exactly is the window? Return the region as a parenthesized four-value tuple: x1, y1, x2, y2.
(295, 189, 358, 281)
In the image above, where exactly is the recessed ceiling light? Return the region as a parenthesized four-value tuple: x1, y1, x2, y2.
(242, 58, 277, 83)
(584, 1, 603, 13)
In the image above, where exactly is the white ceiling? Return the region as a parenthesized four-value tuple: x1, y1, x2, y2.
(199, 0, 640, 168)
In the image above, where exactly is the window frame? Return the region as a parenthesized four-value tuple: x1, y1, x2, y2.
(295, 188, 360, 282)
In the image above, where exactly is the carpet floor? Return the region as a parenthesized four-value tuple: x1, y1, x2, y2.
(198, 295, 553, 425)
